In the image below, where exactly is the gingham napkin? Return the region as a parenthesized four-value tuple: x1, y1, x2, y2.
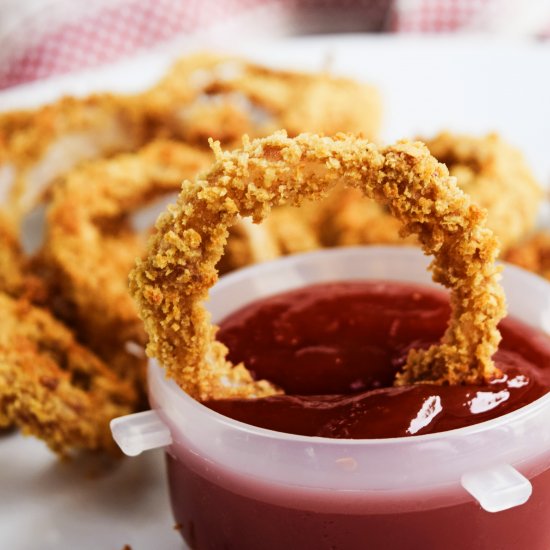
(0, 0, 549, 90)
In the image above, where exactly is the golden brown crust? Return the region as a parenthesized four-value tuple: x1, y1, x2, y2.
(423, 132, 542, 252)
(130, 132, 506, 400)
(0, 292, 136, 455)
(314, 186, 410, 247)
(38, 140, 211, 386)
(504, 231, 550, 280)
(0, 211, 46, 301)
(1, 53, 381, 219)
(202, 62, 381, 139)
(310, 133, 542, 252)
(266, 206, 321, 255)
(0, 94, 145, 218)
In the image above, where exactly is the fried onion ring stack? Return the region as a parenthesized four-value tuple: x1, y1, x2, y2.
(0, 54, 383, 455)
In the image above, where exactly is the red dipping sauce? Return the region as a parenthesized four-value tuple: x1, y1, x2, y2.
(162, 279, 550, 550)
(207, 281, 550, 438)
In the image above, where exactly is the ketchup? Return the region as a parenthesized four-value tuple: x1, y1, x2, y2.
(206, 281, 550, 438)
(169, 281, 550, 550)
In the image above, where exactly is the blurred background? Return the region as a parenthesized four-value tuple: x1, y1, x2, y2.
(1, 0, 550, 91)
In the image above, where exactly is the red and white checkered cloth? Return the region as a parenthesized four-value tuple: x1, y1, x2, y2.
(0, 0, 549, 90)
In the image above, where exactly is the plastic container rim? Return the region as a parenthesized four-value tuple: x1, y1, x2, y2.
(149, 245, 550, 447)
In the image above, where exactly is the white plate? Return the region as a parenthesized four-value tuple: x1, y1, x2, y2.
(1, 35, 550, 550)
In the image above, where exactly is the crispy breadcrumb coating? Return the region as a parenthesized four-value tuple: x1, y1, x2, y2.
(424, 132, 542, 252)
(311, 133, 541, 252)
(0, 212, 46, 301)
(0, 55, 384, 455)
(1, 53, 381, 219)
(0, 94, 145, 219)
(130, 132, 505, 400)
(38, 140, 211, 386)
(0, 293, 136, 455)
(201, 62, 381, 139)
(504, 231, 550, 280)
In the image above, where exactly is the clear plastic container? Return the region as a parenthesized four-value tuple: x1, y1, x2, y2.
(111, 246, 550, 550)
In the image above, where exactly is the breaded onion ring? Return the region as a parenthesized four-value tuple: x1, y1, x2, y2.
(0, 212, 45, 301)
(39, 140, 211, 386)
(0, 293, 136, 455)
(316, 133, 542, 252)
(505, 231, 550, 280)
(1, 53, 380, 218)
(198, 61, 381, 141)
(423, 132, 542, 252)
(130, 132, 506, 400)
(0, 54, 228, 218)
(0, 94, 144, 219)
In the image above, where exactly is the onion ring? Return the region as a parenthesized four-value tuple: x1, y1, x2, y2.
(0, 95, 144, 219)
(199, 61, 381, 141)
(0, 292, 136, 455)
(39, 140, 211, 386)
(315, 133, 542, 252)
(0, 54, 228, 217)
(1, 54, 380, 219)
(423, 132, 542, 252)
(505, 231, 550, 280)
(130, 131, 506, 400)
(0, 212, 45, 301)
